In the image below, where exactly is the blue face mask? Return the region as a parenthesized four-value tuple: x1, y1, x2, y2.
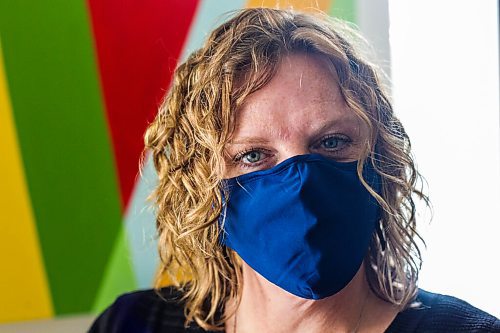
(220, 154, 381, 300)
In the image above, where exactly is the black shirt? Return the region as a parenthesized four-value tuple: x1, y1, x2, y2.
(89, 287, 500, 332)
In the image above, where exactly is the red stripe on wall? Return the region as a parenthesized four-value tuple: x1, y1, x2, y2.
(87, 0, 200, 209)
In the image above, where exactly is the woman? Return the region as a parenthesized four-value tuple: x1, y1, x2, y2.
(90, 8, 499, 333)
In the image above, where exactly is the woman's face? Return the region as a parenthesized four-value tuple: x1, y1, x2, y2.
(224, 53, 369, 178)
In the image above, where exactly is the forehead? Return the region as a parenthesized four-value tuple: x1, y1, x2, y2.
(231, 53, 356, 138)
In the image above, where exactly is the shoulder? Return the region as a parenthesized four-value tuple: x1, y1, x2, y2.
(88, 286, 207, 333)
(387, 289, 500, 333)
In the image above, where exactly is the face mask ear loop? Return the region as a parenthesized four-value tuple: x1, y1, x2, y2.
(376, 221, 387, 251)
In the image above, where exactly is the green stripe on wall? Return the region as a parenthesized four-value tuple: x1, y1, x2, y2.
(91, 226, 136, 313)
(329, 0, 356, 23)
(0, 0, 123, 314)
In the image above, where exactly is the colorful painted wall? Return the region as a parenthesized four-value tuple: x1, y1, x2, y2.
(0, 0, 371, 324)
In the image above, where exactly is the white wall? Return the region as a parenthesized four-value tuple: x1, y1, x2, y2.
(389, 0, 500, 317)
(357, 0, 391, 76)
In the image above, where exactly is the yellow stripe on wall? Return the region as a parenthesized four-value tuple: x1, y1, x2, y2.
(0, 38, 53, 322)
(246, 0, 331, 12)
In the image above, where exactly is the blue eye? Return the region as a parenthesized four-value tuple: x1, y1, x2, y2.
(233, 147, 272, 169)
(316, 135, 351, 154)
(322, 137, 340, 149)
(242, 151, 263, 164)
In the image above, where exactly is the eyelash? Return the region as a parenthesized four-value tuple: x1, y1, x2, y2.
(314, 134, 352, 151)
(233, 147, 271, 168)
(232, 134, 352, 169)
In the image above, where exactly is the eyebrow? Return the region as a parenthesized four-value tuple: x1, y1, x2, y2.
(313, 118, 349, 135)
(227, 137, 270, 145)
(227, 114, 357, 146)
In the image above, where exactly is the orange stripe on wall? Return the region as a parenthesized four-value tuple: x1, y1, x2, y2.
(0, 38, 53, 323)
(246, 0, 331, 12)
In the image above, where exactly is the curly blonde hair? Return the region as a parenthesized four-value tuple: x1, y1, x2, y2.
(143, 8, 428, 331)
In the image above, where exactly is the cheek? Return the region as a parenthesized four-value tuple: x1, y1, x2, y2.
(223, 166, 239, 179)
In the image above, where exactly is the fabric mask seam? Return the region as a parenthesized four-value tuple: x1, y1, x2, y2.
(295, 162, 322, 299)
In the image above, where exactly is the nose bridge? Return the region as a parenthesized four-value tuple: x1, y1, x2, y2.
(274, 120, 313, 163)
(278, 142, 312, 164)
